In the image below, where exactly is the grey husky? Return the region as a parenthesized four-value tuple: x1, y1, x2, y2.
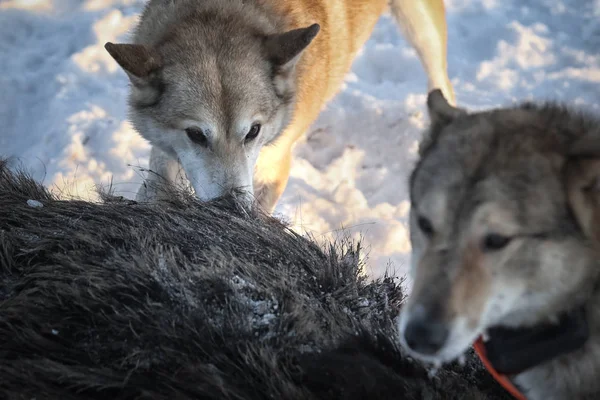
(399, 89, 600, 400)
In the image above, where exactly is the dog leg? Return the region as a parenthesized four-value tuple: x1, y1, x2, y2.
(253, 140, 293, 214)
(389, 0, 456, 105)
(136, 146, 184, 202)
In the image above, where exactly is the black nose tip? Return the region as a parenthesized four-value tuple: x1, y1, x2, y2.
(404, 316, 449, 355)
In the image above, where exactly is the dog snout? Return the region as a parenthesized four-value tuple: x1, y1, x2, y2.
(403, 305, 449, 355)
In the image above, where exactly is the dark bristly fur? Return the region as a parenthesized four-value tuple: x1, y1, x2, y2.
(0, 160, 509, 399)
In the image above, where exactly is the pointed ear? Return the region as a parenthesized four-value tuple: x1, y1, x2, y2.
(426, 89, 467, 125)
(105, 42, 162, 85)
(566, 136, 600, 245)
(264, 23, 320, 70)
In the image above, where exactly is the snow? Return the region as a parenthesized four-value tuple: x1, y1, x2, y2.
(230, 275, 280, 339)
(27, 199, 44, 208)
(2, 0, 600, 280)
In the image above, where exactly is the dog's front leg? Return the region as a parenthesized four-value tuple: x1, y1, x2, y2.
(253, 140, 293, 214)
(389, 0, 456, 105)
(136, 146, 184, 202)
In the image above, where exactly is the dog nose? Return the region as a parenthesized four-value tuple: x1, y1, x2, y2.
(403, 313, 449, 355)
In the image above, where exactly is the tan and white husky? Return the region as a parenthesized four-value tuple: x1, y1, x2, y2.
(106, 0, 454, 213)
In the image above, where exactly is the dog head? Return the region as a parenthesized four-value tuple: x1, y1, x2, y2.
(399, 90, 600, 364)
(105, 14, 319, 202)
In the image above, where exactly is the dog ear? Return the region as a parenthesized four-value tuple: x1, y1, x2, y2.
(417, 89, 467, 157)
(426, 89, 466, 126)
(264, 24, 320, 71)
(105, 42, 162, 86)
(565, 136, 600, 245)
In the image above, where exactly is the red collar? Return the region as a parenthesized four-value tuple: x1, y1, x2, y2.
(473, 337, 527, 400)
(472, 307, 589, 400)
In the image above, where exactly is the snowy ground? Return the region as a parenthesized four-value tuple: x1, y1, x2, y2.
(2, 0, 600, 280)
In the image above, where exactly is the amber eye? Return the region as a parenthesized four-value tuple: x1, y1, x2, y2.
(417, 216, 434, 237)
(482, 233, 512, 252)
(186, 127, 208, 148)
(245, 124, 261, 143)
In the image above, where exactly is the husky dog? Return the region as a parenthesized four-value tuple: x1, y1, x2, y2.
(398, 90, 600, 400)
(105, 0, 455, 213)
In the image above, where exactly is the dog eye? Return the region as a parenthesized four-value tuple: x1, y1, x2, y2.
(185, 127, 209, 148)
(482, 233, 512, 251)
(245, 124, 261, 143)
(417, 216, 434, 237)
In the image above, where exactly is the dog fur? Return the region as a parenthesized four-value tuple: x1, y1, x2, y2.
(105, 0, 455, 213)
(399, 90, 600, 400)
(0, 160, 511, 399)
